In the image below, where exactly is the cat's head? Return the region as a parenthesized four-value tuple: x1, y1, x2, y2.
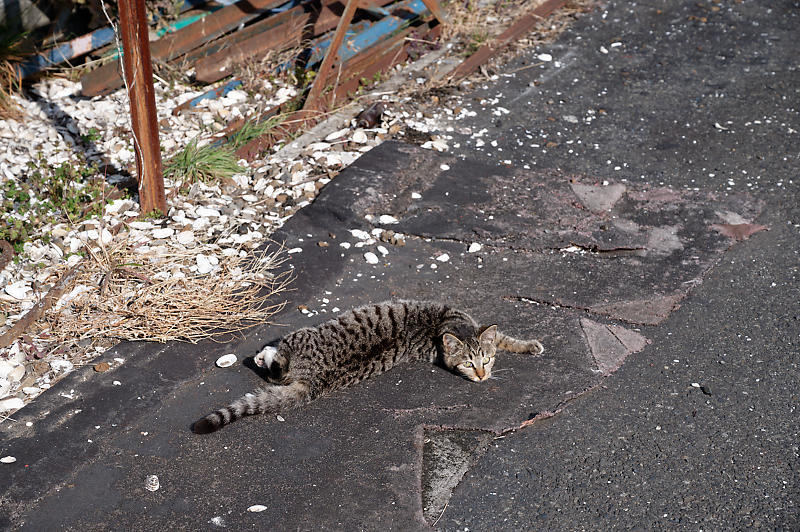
(441, 325, 497, 382)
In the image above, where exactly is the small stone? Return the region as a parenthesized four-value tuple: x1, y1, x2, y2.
(691, 382, 701, 388)
(247, 505, 268, 513)
(351, 129, 368, 144)
(317, 241, 329, 247)
(436, 253, 450, 262)
(700, 386, 712, 396)
(364, 252, 379, 264)
(468, 243, 482, 253)
(537, 53, 553, 61)
(22, 386, 41, 395)
(33, 362, 49, 373)
(276, 414, 285, 422)
(94, 362, 111, 372)
(1, 456, 17, 464)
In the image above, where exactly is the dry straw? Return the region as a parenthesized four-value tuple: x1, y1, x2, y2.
(45, 236, 293, 345)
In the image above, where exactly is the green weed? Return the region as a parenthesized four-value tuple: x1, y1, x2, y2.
(163, 139, 243, 183)
(227, 117, 281, 149)
(0, 158, 108, 252)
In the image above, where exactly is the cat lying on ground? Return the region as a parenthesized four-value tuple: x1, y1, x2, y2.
(193, 300, 544, 434)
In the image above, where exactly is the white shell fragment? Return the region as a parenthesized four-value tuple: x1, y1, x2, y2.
(50, 359, 74, 372)
(145, 474, 160, 492)
(468, 243, 482, 253)
(216, 354, 237, 368)
(247, 505, 268, 513)
(378, 215, 399, 225)
(364, 252, 379, 264)
(436, 253, 450, 262)
(1, 456, 17, 464)
(0, 397, 25, 411)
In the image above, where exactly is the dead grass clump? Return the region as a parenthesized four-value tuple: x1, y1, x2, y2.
(0, 24, 28, 119)
(46, 239, 293, 344)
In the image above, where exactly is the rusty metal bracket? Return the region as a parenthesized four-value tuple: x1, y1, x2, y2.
(302, 0, 444, 112)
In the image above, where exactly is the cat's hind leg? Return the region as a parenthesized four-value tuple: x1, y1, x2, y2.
(254, 344, 289, 381)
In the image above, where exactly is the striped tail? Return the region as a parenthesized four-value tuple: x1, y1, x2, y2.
(496, 332, 544, 355)
(192, 380, 310, 434)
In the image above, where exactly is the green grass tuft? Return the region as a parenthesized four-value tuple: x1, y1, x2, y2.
(164, 139, 243, 183)
(227, 117, 281, 149)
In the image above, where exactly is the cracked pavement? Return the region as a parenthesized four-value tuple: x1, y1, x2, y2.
(1, 0, 798, 529)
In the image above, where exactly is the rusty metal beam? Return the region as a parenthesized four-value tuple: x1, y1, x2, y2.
(234, 19, 438, 160)
(331, 22, 439, 105)
(447, 0, 566, 81)
(302, 0, 361, 113)
(194, 1, 340, 83)
(194, 0, 397, 84)
(81, 0, 286, 96)
(118, 0, 166, 215)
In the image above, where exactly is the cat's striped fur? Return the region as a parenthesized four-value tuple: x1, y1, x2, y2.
(192, 300, 543, 434)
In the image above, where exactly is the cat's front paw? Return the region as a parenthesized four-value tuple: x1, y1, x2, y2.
(531, 340, 544, 355)
(254, 345, 278, 368)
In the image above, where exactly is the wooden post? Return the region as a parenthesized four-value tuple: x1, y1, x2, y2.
(118, 0, 167, 215)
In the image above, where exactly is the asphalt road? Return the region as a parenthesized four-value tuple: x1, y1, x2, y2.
(1, 0, 797, 529)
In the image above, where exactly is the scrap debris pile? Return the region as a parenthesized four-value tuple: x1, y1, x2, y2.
(0, 0, 592, 415)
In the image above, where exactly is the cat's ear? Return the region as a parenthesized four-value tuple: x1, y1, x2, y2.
(442, 333, 463, 355)
(479, 325, 498, 347)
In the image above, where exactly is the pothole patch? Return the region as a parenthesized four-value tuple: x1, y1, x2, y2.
(421, 428, 493, 524)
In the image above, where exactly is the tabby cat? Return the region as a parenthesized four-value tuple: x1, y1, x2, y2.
(192, 300, 543, 434)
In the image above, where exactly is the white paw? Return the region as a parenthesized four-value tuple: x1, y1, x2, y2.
(254, 346, 278, 368)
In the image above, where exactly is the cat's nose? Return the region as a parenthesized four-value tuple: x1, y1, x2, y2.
(475, 367, 486, 379)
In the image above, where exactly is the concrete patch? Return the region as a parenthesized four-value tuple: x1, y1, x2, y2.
(570, 181, 627, 213)
(420, 428, 493, 524)
(580, 319, 650, 375)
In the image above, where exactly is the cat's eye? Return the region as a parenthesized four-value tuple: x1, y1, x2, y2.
(482, 357, 491, 364)
(463, 361, 474, 368)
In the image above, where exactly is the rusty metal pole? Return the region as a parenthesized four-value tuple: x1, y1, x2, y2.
(118, 0, 167, 215)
